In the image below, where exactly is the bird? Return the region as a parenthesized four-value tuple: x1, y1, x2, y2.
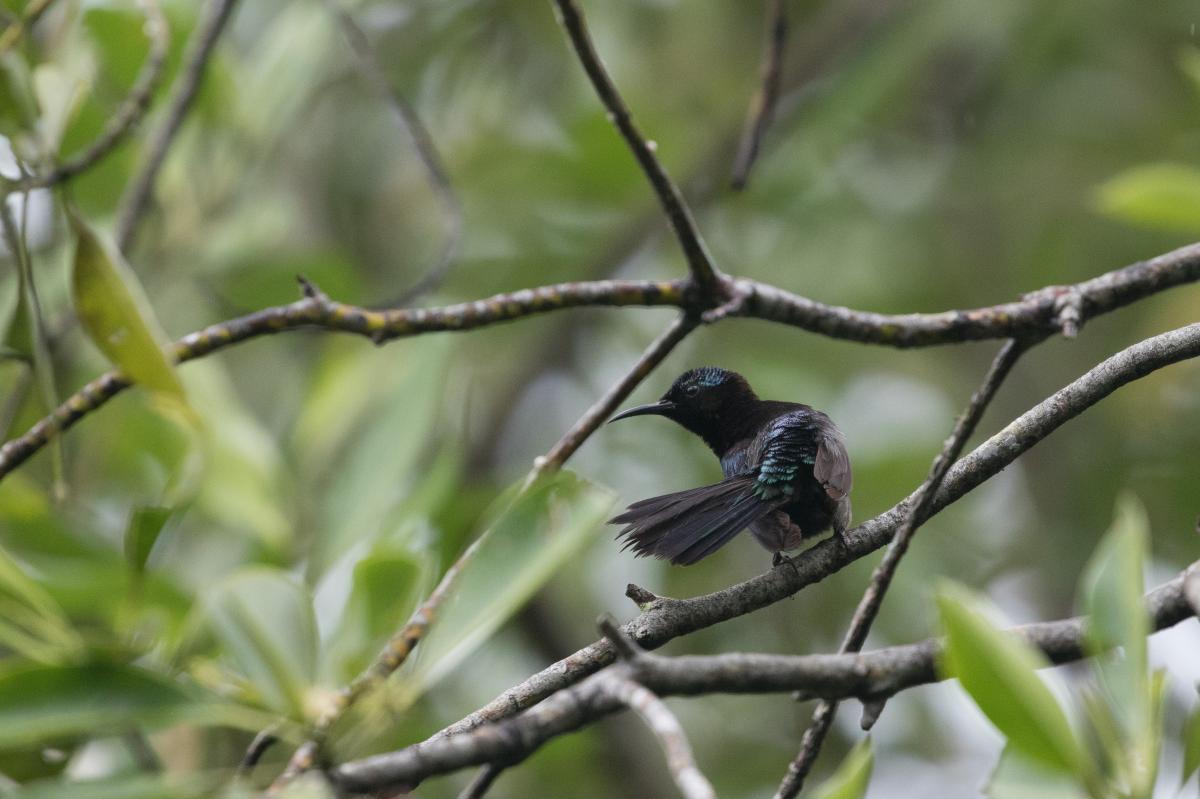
(608, 367, 851, 566)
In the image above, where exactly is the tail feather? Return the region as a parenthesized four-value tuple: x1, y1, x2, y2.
(610, 476, 775, 565)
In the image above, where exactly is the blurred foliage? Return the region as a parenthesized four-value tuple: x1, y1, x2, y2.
(0, 0, 1197, 796)
(938, 498, 1185, 799)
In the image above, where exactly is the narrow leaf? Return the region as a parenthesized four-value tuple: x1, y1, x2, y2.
(986, 746, 1087, 799)
(70, 215, 185, 401)
(1079, 494, 1151, 769)
(1184, 704, 1200, 783)
(124, 505, 172, 575)
(205, 568, 319, 720)
(17, 772, 219, 799)
(1093, 163, 1200, 234)
(0, 661, 266, 748)
(937, 583, 1086, 776)
(811, 737, 873, 799)
(396, 471, 613, 704)
(0, 547, 81, 661)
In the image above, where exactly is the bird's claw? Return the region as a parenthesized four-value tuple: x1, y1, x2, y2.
(773, 551, 802, 579)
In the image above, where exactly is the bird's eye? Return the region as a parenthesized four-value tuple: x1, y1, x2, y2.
(685, 385, 700, 397)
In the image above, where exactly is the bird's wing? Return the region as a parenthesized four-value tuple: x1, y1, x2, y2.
(750, 411, 818, 499)
(753, 410, 851, 501)
(813, 427, 852, 500)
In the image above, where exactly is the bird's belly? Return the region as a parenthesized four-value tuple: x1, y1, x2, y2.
(749, 512, 806, 553)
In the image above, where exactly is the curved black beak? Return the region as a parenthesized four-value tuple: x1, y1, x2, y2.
(609, 400, 675, 423)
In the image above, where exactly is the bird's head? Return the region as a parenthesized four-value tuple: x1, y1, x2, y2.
(610, 367, 757, 443)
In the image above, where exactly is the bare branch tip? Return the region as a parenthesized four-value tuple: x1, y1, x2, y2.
(859, 698, 887, 730)
(625, 583, 659, 608)
(296, 275, 327, 301)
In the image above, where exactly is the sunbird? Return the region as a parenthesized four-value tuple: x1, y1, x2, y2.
(609, 367, 851, 565)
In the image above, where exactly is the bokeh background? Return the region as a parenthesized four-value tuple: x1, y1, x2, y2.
(2, 0, 1200, 796)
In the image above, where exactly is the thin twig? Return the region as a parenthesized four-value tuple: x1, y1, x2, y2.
(1185, 566, 1200, 619)
(2, 242, 1198, 483)
(236, 724, 280, 777)
(551, 0, 724, 294)
(458, 764, 505, 799)
(604, 674, 716, 799)
(774, 338, 1027, 799)
(7, 0, 168, 191)
(327, 563, 1198, 792)
(324, 0, 463, 306)
(538, 313, 698, 472)
(0, 0, 57, 56)
(415, 322, 1200, 745)
(122, 730, 162, 773)
(115, 0, 241, 252)
(731, 0, 788, 189)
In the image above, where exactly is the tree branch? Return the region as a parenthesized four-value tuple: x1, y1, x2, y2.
(774, 338, 1026, 799)
(2, 241, 1197, 483)
(0, 0, 57, 56)
(115, 0, 241, 251)
(5, 0, 169, 192)
(323, 0, 462, 306)
(412, 321, 1200, 746)
(731, 0, 788, 190)
(327, 564, 1198, 793)
(551, 0, 724, 294)
(597, 617, 716, 799)
(537, 313, 698, 472)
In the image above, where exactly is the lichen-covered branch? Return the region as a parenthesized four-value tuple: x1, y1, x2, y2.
(327, 564, 1197, 793)
(413, 321, 1200, 745)
(2, 241, 1198, 484)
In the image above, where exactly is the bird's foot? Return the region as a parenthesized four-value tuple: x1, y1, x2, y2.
(773, 551, 802, 579)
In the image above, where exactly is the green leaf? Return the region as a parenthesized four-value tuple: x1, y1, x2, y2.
(69, 215, 186, 402)
(31, 62, 86, 154)
(124, 505, 172, 575)
(1178, 46, 1200, 98)
(1093, 163, 1200, 234)
(0, 53, 39, 136)
(184, 360, 289, 551)
(321, 534, 435, 684)
(986, 746, 1087, 799)
(936, 582, 1086, 776)
(305, 338, 450, 573)
(1079, 495, 1150, 755)
(395, 471, 614, 705)
(205, 568, 319, 720)
(811, 737, 873, 799)
(1, 196, 64, 496)
(16, 772, 220, 799)
(0, 661, 264, 749)
(1184, 704, 1200, 784)
(0, 546, 81, 662)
